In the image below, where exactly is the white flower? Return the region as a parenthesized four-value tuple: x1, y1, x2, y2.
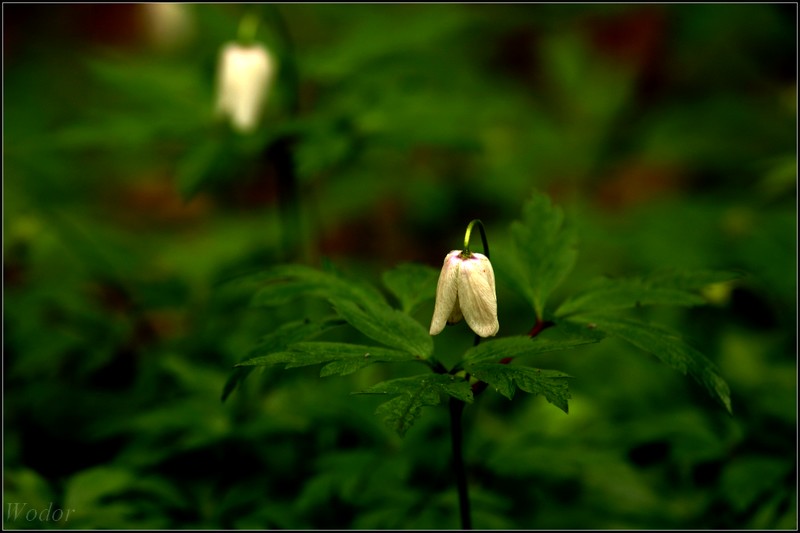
(215, 42, 275, 134)
(430, 250, 499, 338)
(142, 4, 194, 51)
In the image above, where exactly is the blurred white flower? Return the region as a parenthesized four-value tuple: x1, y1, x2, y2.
(141, 4, 194, 51)
(215, 42, 276, 134)
(430, 250, 499, 338)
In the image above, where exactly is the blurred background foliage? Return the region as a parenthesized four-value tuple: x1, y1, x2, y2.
(3, 3, 796, 529)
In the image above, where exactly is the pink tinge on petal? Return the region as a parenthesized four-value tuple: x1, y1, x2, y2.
(430, 250, 498, 337)
(457, 254, 499, 337)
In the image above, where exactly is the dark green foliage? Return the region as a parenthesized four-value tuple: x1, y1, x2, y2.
(246, 264, 434, 357)
(329, 298, 433, 358)
(222, 317, 345, 401)
(248, 264, 385, 309)
(226, 189, 736, 433)
(353, 374, 474, 436)
(550, 268, 741, 411)
(381, 262, 440, 314)
(469, 364, 572, 412)
(573, 315, 733, 414)
(462, 328, 604, 366)
(237, 342, 420, 377)
(496, 191, 578, 320)
(556, 269, 742, 317)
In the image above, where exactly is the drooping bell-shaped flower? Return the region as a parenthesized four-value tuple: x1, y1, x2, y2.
(215, 42, 275, 134)
(430, 250, 499, 338)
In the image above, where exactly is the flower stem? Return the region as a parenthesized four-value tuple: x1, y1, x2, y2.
(237, 12, 259, 44)
(449, 218, 492, 529)
(255, 6, 304, 262)
(449, 397, 472, 530)
(427, 355, 449, 375)
(262, 137, 299, 261)
(463, 219, 489, 259)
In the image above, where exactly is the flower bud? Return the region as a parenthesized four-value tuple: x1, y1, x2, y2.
(215, 42, 275, 133)
(430, 250, 499, 338)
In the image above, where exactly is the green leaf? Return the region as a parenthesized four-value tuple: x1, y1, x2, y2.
(381, 262, 440, 313)
(469, 363, 572, 412)
(220, 367, 254, 404)
(463, 322, 604, 365)
(555, 269, 742, 317)
(221, 317, 344, 402)
(353, 374, 473, 437)
(249, 264, 386, 310)
(500, 192, 578, 320)
(644, 269, 743, 290)
(244, 264, 433, 357)
(236, 342, 419, 377)
(556, 278, 703, 317)
(64, 466, 136, 510)
(331, 298, 433, 358)
(575, 315, 733, 413)
(246, 317, 346, 358)
(720, 456, 792, 512)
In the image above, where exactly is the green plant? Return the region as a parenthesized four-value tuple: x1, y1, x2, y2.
(223, 190, 738, 528)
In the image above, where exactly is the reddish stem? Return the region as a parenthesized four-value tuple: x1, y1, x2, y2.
(528, 318, 554, 338)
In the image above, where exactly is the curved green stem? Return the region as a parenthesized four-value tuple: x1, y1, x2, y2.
(463, 219, 490, 349)
(462, 219, 489, 259)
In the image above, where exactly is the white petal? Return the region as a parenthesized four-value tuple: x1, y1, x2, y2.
(447, 294, 463, 324)
(215, 43, 275, 133)
(458, 253, 499, 337)
(429, 250, 462, 335)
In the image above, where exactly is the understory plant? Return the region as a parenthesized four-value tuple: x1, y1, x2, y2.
(222, 191, 737, 529)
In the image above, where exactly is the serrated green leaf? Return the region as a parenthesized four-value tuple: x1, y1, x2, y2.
(575, 315, 732, 414)
(500, 192, 578, 320)
(249, 264, 386, 310)
(469, 363, 572, 412)
(242, 264, 433, 357)
(319, 359, 375, 377)
(331, 298, 433, 358)
(222, 317, 343, 402)
(555, 269, 743, 317)
(463, 322, 604, 365)
(556, 279, 704, 317)
(353, 374, 473, 436)
(236, 342, 419, 377)
(246, 317, 346, 359)
(381, 262, 440, 313)
(374, 396, 428, 438)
